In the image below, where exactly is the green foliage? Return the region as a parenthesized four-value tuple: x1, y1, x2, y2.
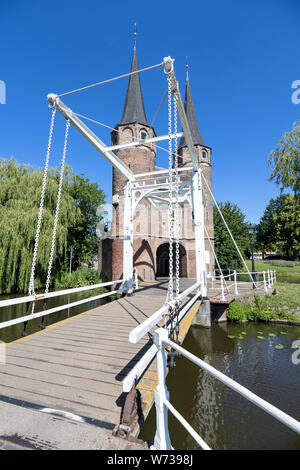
(226, 300, 253, 322)
(227, 290, 300, 323)
(256, 194, 300, 260)
(213, 202, 250, 271)
(268, 119, 300, 198)
(55, 267, 102, 288)
(0, 158, 105, 294)
(227, 297, 275, 323)
(66, 173, 105, 268)
(0, 159, 79, 294)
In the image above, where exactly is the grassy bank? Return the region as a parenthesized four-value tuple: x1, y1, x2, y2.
(227, 281, 300, 323)
(245, 259, 300, 279)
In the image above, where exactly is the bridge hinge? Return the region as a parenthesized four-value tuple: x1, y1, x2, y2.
(114, 379, 144, 439)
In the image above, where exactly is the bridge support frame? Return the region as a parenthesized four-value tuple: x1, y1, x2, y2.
(191, 170, 207, 297)
(123, 180, 133, 295)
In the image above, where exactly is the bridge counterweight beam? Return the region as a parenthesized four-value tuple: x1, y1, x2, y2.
(123, 180, 133, 295)
(191, 170, 207, 297)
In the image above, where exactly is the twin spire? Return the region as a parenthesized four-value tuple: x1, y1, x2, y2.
(120, 26, 148, 127)
(120, 31, 205, 148)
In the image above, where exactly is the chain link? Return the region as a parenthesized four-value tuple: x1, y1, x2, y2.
(28, 108, 56, 296)
(166, 75, 181, 341)
(45, 119, 70, 294)
(167, 75, 174, 309)
(173, 94, 180, 301)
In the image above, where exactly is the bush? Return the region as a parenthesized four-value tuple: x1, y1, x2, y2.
(227, 300, 253, 322)
(55, 266, 101, 289)
(227, 296, 276, 323)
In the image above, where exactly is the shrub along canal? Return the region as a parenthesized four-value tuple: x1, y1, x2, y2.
(139, 321, 300, 450)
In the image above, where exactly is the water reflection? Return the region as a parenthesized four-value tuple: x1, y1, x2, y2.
(139, 322, 300, 450)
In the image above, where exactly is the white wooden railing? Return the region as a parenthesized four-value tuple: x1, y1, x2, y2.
(151, 327, 300, 450)
(209, 269, 276, 301)
(123, 281, 201, 392)
(0, 278, 125, 330)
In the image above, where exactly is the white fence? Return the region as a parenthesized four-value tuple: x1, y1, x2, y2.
(209, 269, 276, 301)
(151, 327, 300, 450)
(0, 279, 125, 330)
(123, 281, 201, 392)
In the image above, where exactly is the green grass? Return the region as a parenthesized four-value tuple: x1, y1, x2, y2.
(245, 259, 300, 278)
(271, 281, 300, 312)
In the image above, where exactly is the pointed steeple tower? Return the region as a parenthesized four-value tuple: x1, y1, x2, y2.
(111, 27, 156, 194)
(179, 61, 205, 149)
(110, 28, 157, 284)
(178, 61, 211, 169)
(120, 29, 148, 126)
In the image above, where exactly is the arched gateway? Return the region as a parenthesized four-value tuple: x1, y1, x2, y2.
(156, 243, 187, 278)
(101, 39, 215, 282)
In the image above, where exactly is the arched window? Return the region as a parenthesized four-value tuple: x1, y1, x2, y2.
(140, 129, 148, 140)
(202, 150, 207, 159)
(112, 133, 118, 145)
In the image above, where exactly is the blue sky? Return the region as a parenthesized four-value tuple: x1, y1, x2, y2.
(1, 0, 299, 223)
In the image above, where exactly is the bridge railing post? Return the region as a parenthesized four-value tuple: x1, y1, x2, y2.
(220, 276, 225, 301)
(234, 270, 238, 295)
(274, 270, 276, 283)
(133, 268, 138, 290)
(263, 271, 268, 292)
(152, 328, 172, 451)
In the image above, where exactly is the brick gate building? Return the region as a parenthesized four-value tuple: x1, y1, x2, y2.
(101, 42, 214, 282)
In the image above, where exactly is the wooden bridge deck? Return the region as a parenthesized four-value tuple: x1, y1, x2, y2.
(0, 278, 263, 447)
(0, 280, 196, 434)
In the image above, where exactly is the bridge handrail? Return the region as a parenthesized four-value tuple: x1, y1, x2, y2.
(0, 279, 124, 309)
(210, 270, 276, 300)
(214, 270, 276, 279)
(128, 281, 201, 345)
(152, 327, 300, 450)
(123, 288, 200, 392)
(0, 287, 124, 330)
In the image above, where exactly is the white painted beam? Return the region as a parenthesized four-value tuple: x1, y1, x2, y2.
(47, 94, 134, 181)
(106, 133, 183, 152)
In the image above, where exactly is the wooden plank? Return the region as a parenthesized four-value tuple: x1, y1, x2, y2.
(0, 285, 197, 429)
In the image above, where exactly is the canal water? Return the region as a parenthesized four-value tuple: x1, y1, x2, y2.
(0, 288, 112, 343)
(139, 321, 300, 450)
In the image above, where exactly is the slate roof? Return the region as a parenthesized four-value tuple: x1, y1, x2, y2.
(120, 42, 149, 127)
(179, 72, 205, 148)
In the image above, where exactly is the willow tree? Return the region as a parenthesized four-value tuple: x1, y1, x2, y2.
(268, 119, 300, 199)
(0, 159, 79, 294)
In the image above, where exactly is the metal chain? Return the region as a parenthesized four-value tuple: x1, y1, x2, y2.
(45, 119, 70, 294)
(173, 94, 180, 301)
(167, 74, 174, 308)
(28, 108, 56, 296)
